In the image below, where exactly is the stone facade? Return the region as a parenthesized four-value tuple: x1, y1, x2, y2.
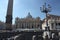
(15, 12, 42, 29)
(0, 21, 5, 30)
(42, 14, 60, 30)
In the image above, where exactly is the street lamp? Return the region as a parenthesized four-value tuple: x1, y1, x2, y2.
(40, 3, 51, 31)
(40, 3, 51, 38)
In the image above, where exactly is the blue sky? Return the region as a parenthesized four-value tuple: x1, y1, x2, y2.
(0, 0, 60, 24)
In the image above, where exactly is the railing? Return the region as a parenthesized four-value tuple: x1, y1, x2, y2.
(12, 28, 42, 32)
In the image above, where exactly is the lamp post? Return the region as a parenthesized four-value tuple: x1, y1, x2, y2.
(40, 3, 51, 31)
(40, 3, 51, 38)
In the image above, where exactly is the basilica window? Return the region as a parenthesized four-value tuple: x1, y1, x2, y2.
(22, 24, 24, 28)
(56, 23, 58, 26)
(27, 26, 28, 28)
(55, 23, 60, 29)
(32, 25, 33, 28)
(51, 23, 54, 29)
(56, 23, 60, 26)
(37, 24, 39, 28)
(58, 23, 60, 26)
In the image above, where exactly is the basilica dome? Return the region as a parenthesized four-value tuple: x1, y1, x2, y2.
(26, 12, 32, 18)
